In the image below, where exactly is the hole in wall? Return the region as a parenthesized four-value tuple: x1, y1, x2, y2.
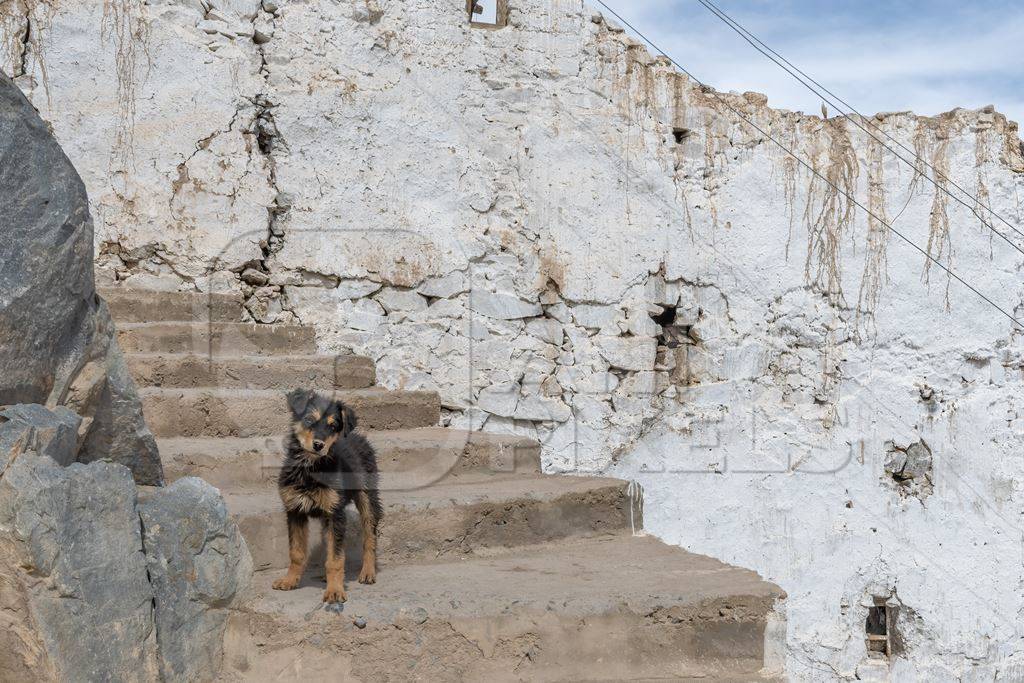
(652, 305, 704, 386)
(652, 305, 691, 349)
(865, 599, 894, 658)
(652, 305, 676, 328)
(673, 128, 691, 144)
(468, 0, 505, 26)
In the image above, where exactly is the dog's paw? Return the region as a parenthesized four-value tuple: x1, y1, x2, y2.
(323, 587, 347, 603)
(358, 567, 377, 585)
(272, 575, 300, 591)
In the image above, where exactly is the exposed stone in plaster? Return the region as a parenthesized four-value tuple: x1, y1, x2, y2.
(883, 440, 934, 499)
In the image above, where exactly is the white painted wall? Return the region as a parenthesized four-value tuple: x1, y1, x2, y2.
(9, 0, 1024, 678)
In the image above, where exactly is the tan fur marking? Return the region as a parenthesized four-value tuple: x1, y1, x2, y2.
(324, 519, 346, 603)
(272, 516, 308, 592)
(355, 491, 378, 585)
(279, 485, 340, 515)
(294, 423, 314, 451)
(326, 415, 336, 426)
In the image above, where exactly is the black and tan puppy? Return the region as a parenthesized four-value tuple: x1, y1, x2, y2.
(272, 389, 383, 603)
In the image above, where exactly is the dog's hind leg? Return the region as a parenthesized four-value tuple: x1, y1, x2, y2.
(355, 491, 379, 584)
(323, 510, 347, 603)
(272, 510, 308, 591)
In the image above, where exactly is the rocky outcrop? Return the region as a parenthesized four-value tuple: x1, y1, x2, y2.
(0, 414, 251, 681)
(139, 478, 253, 683)
(0, 71, 161, 485)
(0, 404, 81, 473)
(0, 455, 160, 681)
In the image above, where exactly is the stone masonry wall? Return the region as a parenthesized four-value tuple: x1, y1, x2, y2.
(6, 0, 1024, 678)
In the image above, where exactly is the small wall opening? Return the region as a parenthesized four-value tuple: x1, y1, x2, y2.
(655, 305, 688, 348)
(653, 305, 691, 349)
(468, 0, 507, 27)
(673, 128, 691, 144)
(865, 600, 893, 658)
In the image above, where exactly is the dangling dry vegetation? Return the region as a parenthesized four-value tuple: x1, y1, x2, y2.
(781, 121, 799, 259)
(803, 120, 859, 307)
(855, 134, 891, 337)
(922, 132, 953, 306)
(102, 0, 151, 172)
(974, 128, 995, 256)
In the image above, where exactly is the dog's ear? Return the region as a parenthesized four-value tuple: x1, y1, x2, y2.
(286, 389, 314, 419)
(341, 405, 358, 436)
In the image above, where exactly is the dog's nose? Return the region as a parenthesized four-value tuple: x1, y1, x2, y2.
(313, 440, 325, 452)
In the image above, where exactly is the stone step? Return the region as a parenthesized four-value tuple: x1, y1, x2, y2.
(117, 322, 318, 356)
(140, 388, 440, 437)
(125, 353, 376, 391)
(221, 535, 785, 682)
(100, 287, 243, 323)
(158, 429, 542, 488)
(226, 473, 639, 571)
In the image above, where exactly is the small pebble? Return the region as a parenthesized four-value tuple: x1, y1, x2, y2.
(324, 601, 345, 614)
(354, 616, 367, 629)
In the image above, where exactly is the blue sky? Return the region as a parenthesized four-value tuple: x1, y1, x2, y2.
(604, 1, 1024, 126)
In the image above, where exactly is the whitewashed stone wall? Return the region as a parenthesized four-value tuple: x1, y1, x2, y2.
(8, 0, 1024, 678)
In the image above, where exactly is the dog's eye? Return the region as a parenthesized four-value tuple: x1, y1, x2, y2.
(302, 416, 315, 427)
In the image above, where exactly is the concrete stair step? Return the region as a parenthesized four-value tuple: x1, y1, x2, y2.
(100, 287, 243, 323)
(159, 428, 541, 487)
(221, 535, 785, 682)
(117, 322, 318, 356)
(225, 472, 639, 571)
(140, 387, 440, 437)
(126, 353, 376, 390)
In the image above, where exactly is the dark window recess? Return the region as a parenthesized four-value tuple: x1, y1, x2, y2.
(866, 602, 892, 657)
(673, 128, 691, 144)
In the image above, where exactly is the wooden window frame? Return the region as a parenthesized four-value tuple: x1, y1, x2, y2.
(467, 0, 508, 28)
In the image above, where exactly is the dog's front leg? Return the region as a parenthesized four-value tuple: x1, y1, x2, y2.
(323, 511, 347, 603)
(272, 510, 308, 591)
(355, 491, 379, 584)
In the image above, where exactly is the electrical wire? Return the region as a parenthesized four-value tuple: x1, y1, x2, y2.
(695, 0, 1024, 257)
(592, 0, 1024, 330)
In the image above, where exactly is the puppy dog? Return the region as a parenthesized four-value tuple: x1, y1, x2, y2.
(272, 389, 383, 603)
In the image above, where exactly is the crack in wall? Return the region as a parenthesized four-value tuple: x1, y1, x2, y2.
(235, 1, 293, 323)
(2, 0, 53, 99)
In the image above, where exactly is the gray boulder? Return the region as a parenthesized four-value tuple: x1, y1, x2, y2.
(0, 455, 160, 681)
(139, 478, 253, 683)
(0, 456, 253, 681)
(0, 404, 82, 474)
(0, 70, 162, 484)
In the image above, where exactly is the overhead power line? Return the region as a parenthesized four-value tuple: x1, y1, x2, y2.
(694, 0, 1024, 257)
(591, 0, 1024, 331)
